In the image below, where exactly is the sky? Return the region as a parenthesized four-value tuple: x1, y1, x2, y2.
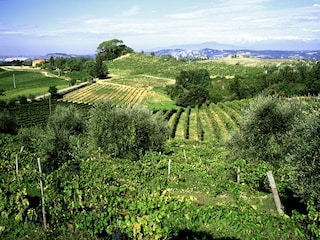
(0, 0, 320, 55)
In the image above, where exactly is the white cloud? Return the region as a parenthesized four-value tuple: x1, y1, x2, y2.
(121, 6, 141, 17)
(1, 0, 319, 53)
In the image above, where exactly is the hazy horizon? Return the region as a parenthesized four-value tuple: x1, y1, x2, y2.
(1, 0, 320, 55)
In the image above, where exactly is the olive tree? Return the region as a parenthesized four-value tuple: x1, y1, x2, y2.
(228, 96, 301, 166)
(229, 95, 320, 209)
(41, 105, 85, 172)
(88, 100, 168, 159)
(284, 111, 320, 209)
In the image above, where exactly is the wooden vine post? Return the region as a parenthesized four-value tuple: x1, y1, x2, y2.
(37, 158, 47, 229)
(168, 159, 171, 178)
(267, 171, 283, 214)
(237, 166, 240, 183)
(13, 73, 16, 88)
(15, 154, 19, 175)
(183, 149, 187, 162)
(49, 95, 52, 115)
(15, 146, 24, 175)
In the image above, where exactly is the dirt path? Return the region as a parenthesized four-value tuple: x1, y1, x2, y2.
(34, 82, 88, 100)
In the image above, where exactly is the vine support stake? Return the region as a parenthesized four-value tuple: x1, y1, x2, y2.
(168, 159, 171, 178)
(15, 146, 24, 175)
(13, 73, 16, 88)
(15, 154, 19, 175)
(49, 95, 52, 115)
(267, 171, 283, 214)
(37, 158, 47, 230)
(237, 166, 240, 183)
(183, 149, 187, 162)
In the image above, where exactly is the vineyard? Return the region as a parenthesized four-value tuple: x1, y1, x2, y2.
(6, 100, 91, 128)
(163, 100, 249, 142)
(62, 81, 154, 106)
(2, 54, 320, 239)
(10, 96, 320, 142)
(3, 97, 320, 239)
(8, 97, 251, 141)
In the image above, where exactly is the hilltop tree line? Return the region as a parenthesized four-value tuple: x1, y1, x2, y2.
(37, 39, 133, 81)
(261, 62, 320, 96)
(229, 61, 320, 100)
(3, 39, 320, 107)
(165, 60, 320, 107)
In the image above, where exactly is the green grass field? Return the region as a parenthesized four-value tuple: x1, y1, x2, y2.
(0, 67, 69, 101)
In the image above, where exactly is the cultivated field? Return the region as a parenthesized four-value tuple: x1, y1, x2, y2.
(0, 67, 70, 101)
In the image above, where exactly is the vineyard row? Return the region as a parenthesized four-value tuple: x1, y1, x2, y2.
(62, 82, 152, 106)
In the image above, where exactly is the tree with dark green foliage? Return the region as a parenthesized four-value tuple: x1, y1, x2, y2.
(175, 69, 211, 88)
(96, 39, 133, 61)
(258, 61, 320, 97)
(91, 55, 108, 79)
(49, 56, 55, 70)
(88, 100, 169, 159)
(166, 69, 211, 107)
(307, 62, 320, 94)
(48, 86, 58, 99)
(229, 75, 244, 99)
(175, 85, 209, 107)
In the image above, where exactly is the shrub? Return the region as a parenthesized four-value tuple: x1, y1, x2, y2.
(46, 105, 85, 136)
(0, 109, 17, 134)
(88, 100, 169, 159)
(17, 95, 28, 104)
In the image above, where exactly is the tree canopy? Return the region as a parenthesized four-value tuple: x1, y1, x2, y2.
(88, 100, 169, 159)
(166, 69, 212, 107)
(96, 39, 134, 61)
(91, 55, 109, 79)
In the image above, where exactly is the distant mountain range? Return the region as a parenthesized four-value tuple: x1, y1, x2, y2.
(1, 47, 320, 62)
(152, 49, 320, 60)
(149, 40, 320, 60)
(0, 53, 95, 62)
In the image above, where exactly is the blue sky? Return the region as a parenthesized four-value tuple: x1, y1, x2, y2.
(1, 0, 320, 55)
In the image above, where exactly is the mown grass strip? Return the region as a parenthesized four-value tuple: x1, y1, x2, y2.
(170, 108, 184, 138)
(205, 104, 222, 141)
(196, 105, 205, 141)
(198, 105, 215, 141)
(184, 106, 191, 139)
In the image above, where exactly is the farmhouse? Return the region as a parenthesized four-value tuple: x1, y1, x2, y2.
(32, 59, 46, 67)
